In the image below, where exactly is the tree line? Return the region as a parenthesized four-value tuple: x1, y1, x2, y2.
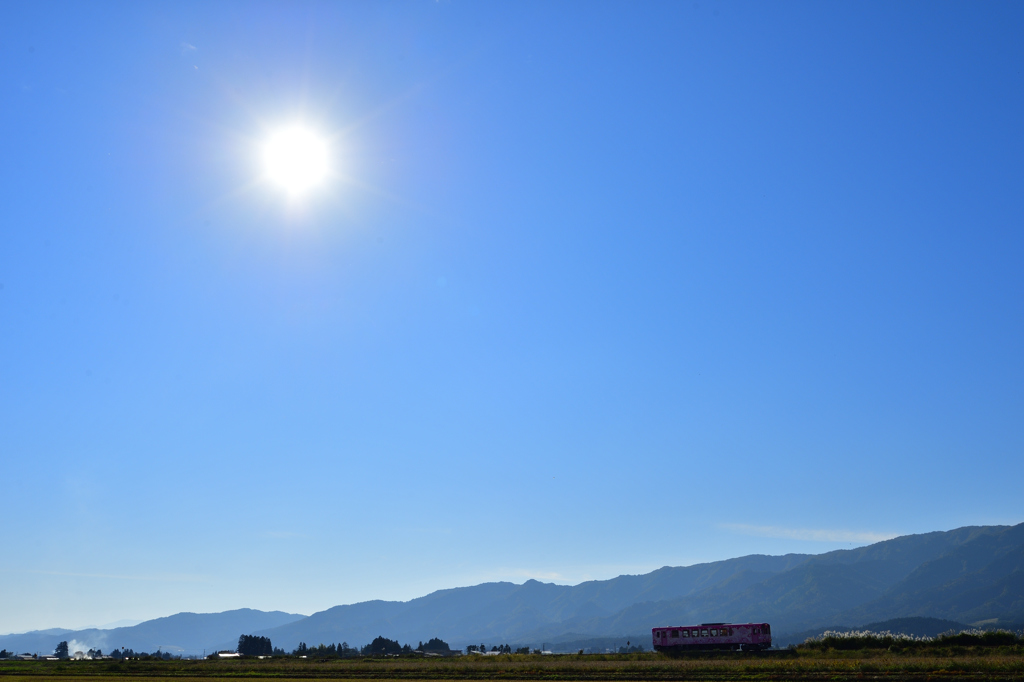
(231, 634, 545, 657)
(42, 641, 175, 660)
(109, 648, 174, 660)
(30, 633, 625, 662)
(5, 634, 649, 662)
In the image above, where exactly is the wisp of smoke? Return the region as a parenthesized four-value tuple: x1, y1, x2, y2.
(67, 640, 99, 658)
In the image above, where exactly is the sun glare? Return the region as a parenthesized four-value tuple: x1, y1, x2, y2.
(262, 126, 330, 197)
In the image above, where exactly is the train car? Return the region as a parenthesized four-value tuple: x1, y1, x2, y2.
(652, 622, 772, 652)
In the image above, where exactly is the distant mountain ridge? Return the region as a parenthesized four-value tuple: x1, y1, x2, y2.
(243, 523, 1024, 651)
(0, 609, 305, 657)
(235, 554, 813, 652)
(4, 523, 1022, 656)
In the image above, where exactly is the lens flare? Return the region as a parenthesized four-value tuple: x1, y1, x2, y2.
(262, 126, 329, 196)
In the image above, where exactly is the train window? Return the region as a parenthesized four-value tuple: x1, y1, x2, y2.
(765, 625, 770, 634)
(701, 629, 708, 637)
(692, 630, 699, 637)
(682, 630, 689, 638)
(671, 630, 678, 638)
(709, 629, 716, 636)
(754, 628, 760, 634)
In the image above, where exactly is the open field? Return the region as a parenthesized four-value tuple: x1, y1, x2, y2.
(3, 652, 1024, 681)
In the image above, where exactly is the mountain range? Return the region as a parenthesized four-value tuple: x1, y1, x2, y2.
(4, 522, 1022, 655)
(0, 609, 304, 657)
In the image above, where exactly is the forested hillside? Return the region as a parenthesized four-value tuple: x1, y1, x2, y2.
(247, 523, 1024, 650)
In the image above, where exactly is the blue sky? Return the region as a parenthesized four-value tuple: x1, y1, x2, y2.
(1, 1, 1022, 634)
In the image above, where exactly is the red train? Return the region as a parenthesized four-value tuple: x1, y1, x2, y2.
(652, 622, 772, 652)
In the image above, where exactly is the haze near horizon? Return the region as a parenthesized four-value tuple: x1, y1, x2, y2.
(1, 1, 1022, 635)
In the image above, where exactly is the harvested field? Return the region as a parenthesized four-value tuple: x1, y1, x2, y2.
(3, 652, 1024, 681)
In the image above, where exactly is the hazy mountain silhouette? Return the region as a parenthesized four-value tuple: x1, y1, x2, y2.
(237, 554, 811, 650)
(245, 523, 1023, 650)
(5, 523, 1022, 656)
(0, 609, 304, 657)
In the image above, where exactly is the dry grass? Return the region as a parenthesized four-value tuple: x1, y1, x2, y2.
(3, 652, 1024, 681)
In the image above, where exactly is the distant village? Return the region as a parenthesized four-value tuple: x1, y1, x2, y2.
(0, 634, 646, 661)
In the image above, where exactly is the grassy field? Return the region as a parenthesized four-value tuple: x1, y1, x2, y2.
(3, 651, 1024, 681)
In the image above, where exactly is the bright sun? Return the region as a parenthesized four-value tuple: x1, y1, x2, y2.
(262, 125, 330, 197)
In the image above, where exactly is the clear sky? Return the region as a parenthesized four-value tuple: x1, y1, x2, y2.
(1, 1, 1022, 634)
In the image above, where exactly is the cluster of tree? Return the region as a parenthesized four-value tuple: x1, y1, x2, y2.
(229, 635, 602, 660)
(291, 642, 360, 658)
(285, 637, 458, 658)
(419, 638, 451, 652)
(361, 636, 408, 656)
(108, 648, 176, 660)
(465, 644, 513, 654)
(237, 635, 272, 656)
(4, 652, 42, 659)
